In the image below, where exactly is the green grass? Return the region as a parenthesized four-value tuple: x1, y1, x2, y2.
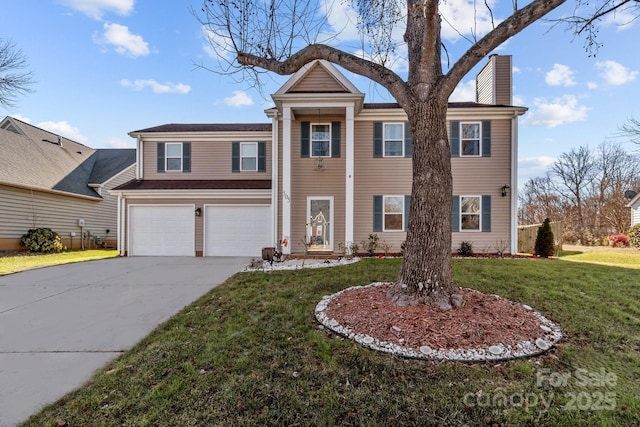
(20, 257, 640, 426)
(558, 245, 640, 269)
(0, 249, 119, 275)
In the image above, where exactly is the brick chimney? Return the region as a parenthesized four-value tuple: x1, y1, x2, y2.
(476, 55, 512, 105)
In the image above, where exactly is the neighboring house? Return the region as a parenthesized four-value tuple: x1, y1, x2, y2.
(112, 54, 526, 257)
(627, 191, 640, 226)
(0, 116, 136, 250)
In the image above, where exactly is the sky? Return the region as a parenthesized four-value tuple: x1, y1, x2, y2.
(1, 0, 639, 185)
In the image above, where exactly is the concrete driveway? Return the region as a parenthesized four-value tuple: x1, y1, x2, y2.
(0, 256, 250, 427)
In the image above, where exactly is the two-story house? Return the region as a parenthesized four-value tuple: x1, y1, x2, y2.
(111, 55, 526, 257)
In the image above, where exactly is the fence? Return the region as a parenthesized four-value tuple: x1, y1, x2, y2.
(517, 221, 564, 254)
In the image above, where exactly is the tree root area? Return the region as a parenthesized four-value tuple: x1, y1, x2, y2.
(325, 284, 545, 350)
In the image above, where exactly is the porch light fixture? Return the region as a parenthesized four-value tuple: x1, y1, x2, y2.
(501, 185, 510, 197)
(195, 207, 202, 217)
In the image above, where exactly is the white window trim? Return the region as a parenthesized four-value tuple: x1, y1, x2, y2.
(311, 123, 331, 158)
(460, 122, 481, 157)
(383, 122, 404, 158)
(306, 196, 334, 250)
(383, 195, 404, 232)
(240, 142, 258, 171)
(460, 195, 482, 232)
(165, 142, 183, 172)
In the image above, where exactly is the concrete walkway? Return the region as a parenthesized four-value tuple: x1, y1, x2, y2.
(0, 256, 249, 427)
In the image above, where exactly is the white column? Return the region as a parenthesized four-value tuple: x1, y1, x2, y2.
(271, 114, 279, 247)
(282, 106, 292, 254)
(345, 105, 355, 245)
(511, 113, 519, 254)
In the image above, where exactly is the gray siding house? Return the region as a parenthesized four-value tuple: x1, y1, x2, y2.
(0, 117, 136, 250)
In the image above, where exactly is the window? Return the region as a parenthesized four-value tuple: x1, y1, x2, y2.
(384, 123, 404, 157)
(460, 196, 481, 230)
(460, 122, 480, 156)
(240, 143, 257, 171)
(384, 196, 404, 231)
(166, 143, 183, 171)
(311, 124, 331, 157)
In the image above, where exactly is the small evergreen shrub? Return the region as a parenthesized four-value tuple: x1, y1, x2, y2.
(534, 218, 555, 257)
(457, 241, 474, 257)
(608, 234, 629, 247)
(19, 228, 66, 253)
(628, 224, 640, 249)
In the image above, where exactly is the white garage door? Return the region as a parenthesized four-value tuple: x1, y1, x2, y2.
(205, 205, 271, 256)
(129, 205, 195, 256)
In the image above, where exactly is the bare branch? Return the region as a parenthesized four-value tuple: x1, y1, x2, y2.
(0, 38, 35, 108)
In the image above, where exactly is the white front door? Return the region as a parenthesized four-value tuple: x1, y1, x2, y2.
(306, 197, 333, 251)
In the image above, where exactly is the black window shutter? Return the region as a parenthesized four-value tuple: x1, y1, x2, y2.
(331, 121, 341, 158)
(450, 121, 460, 157)
(182, 142, 191, 173)
(301, 122, 310, 158)
(373, 195, 383, 232)
(482, 120, 491, 157)
(373, 122, 383, 158)
(481, 195, 491, 232)
(451, 195, 460, 232)
(157, 142, 165, 173)
(404, 195, 411, 231)
(404, 122, 412, 158)
(231, 142, 240, 172)
(258, 142, 266, 172)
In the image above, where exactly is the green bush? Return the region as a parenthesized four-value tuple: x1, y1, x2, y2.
(628, 224, 640, 249)
(19, 228, 66, 253)
(534, 218, 555, 257)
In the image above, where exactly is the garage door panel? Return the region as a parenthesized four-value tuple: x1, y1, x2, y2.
(205, 206, 271, 256)
(130, 206, 195, 256)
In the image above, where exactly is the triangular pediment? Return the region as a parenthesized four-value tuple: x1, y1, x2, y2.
(275, 60, 363, 96)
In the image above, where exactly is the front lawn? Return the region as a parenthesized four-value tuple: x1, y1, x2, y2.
(22, 258, 640, 426)
(558, 244, 640, 269)
(0, 249, 119, 275)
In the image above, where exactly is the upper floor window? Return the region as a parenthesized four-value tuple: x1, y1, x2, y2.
(241, 143, 258, 171)
(461, 122, 481, 156)
(311, 123, 331, 157)
(166, 143, 183, 171)
(384, 123, 404, 157)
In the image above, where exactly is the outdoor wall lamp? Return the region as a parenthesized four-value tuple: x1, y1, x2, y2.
(195, 207, 202, 217)
(501, 185, 510, 197)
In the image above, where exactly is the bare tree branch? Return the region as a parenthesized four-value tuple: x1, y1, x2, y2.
(0, 38, 35, 108)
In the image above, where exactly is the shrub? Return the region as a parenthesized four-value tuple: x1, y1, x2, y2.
(608, 234, 629, 248)
(457, 241, 474, 257)
(628, 224, 640, 249)
(362, 233, 379, 256)
(534, 218, 555, 258)
(19, 228, 66, 253)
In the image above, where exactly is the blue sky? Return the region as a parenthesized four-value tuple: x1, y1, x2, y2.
(2, 0, 638, 183)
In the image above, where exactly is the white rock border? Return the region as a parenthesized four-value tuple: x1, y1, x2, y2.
(314, 282, 563, 363)
(243, 257, 360, 272)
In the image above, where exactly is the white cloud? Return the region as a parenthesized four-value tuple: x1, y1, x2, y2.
(353, 47, 409, 73)
(318, 0, 362, 42)
(522, 95, 589, 128)
(97, 23, 149, 57)
(202, 27, 235, 61)
(11, 114, 31, 123)
(37, 120, 88, 144)
(450, 79, 476, 102)
(602, 7, 637, 31)
(545, 64, 576, 87)
(595, 60, 638, 85)
(587, 81, 598, 90)
(518, 156, 556, 181)
(224, 90, 254, 107)
(120, 79, 191, 94)
(440, 0, 500, 42)
(58, 0, 134, 20)
(104, 136, 134, 148)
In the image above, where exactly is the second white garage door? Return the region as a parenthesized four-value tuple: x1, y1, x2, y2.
(129, 205, 195, 256)
(205, 205, 271, 256)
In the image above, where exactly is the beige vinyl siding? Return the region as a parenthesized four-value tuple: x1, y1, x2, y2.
(287, 115, 346, 254)
(143, 138, 271, 180)
(477, 56, 512, 105)
(289, 64, 347, 93)
(451, 119, 512, 252)
(353, 120, 412, 253)
(632, 203, 640, 226)
(0, 166, 135, 250)
(123, 197, 270, 255)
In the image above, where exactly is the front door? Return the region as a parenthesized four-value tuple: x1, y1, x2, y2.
(306, 197, 333, 252)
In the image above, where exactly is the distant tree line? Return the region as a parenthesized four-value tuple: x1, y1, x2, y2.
(518, 143, 640, 245)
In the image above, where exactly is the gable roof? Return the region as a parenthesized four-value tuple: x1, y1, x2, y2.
(0, 116, 135, 199)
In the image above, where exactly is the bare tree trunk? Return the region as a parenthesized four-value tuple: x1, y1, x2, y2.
(387, 100, 462, 310)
